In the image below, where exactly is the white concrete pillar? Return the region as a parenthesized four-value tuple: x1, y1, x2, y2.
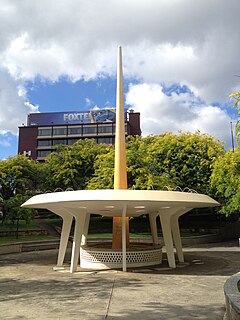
(122, 204, 127, 272)
(57, 214, 73, 266)
(171, 208, 191, 263)
(46, 206, 73, 268)
(159, 212, 176, 268)
(70, 208, 86, 273)
(149, 213, 159, 245)
(81, 213, 90, 246)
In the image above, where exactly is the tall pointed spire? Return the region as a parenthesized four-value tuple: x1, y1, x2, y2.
(112, 46, 129, 250)
(114, 46, 127, 189)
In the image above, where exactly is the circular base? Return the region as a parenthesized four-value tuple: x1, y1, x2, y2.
(80, 243, 162, 269)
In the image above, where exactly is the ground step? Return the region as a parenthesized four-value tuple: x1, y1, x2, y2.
(21, 240, 60, 252)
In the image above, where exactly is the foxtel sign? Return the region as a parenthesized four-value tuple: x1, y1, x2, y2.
(27, 109, 125, 126)
(63, 112, 91, 122)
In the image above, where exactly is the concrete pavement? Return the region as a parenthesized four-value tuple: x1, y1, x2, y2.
(0, 241, 239, 319)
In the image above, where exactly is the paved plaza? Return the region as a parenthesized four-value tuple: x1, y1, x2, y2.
(0, 241, 239, 320)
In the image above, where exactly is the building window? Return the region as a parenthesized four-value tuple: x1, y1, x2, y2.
(37, 150, 52, 158)
(97, 137, 113, 144)
(82, 126, 97, 134)
(98, 125, 113, 134)
(68, 127, 82, 135)
(113, 124, 128, 134)
(38, 128, 52, 136)
(52, 139, 67, 146)
(38, 140, 52, 146)
(53, 127, 67, 136)
(68, 139, 79, 145)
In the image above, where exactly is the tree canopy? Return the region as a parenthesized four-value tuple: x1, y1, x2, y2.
(0, 155, 41, 222)
(44, 139, 111, 191)
(0, 155, 42, 201)
(5, 194, 35, 224)
(87, 132, 224, 193)
(210, 147, 240, 216)
(0, 132, 231, 221)
(147, 132, 224, 194)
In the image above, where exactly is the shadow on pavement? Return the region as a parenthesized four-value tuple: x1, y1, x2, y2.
(106, 302, 225, 320)
(0, 245, 240, 277)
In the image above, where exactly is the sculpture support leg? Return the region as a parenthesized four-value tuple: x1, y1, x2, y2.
(171, 212, 184, 263)
(171, 208, 192, 263)
(81, 213, 90, 246)
(149, 213, 159, 245)
(57, 214, 73, 266)
(70, 210, 86, 273)
(159, 213, 176, 268)
(122, 204, 127, 272)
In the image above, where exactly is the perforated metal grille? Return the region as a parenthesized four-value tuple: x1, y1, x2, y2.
(80, 246, 162, 265)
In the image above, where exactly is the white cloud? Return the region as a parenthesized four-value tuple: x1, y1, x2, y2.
(0, 0, 239, 151)
(0, 138, 11, 147)
(0, 132, 18, 159)
(0, 0, 239, 101)
(85, 98, 93, 107)
(0, 69, 38, 135)
(126, 83, 232, 148)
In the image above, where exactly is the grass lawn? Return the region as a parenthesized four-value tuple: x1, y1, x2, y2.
(44, 218, 209, 237)
(46, 218, 63, 228)
(88, 231, 206, 238)
(88, 232, 153, 239)
(0, 219, 58, 245)
(0, 216, 214, 246)
(0, 219, 39, 231)
(0, 231, 209, 245)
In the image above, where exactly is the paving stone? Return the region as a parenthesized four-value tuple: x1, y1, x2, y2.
(0, 241, 239, 319)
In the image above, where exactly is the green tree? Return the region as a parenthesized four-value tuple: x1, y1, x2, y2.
(0, 155, 43, 222)
(126, 135, 177, 190)
(87, 132, 223, 192)
(5, 194, 36, 237)
(44, 139, 111, 190)
(87, 146, 115, 189)
(210, 147, 240, 216)
(5, 194, 35, 224)
(148, 132, 225, 194)
(0, 155, 42, 200)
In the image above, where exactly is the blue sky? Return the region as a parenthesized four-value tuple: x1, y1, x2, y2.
(26, 77, 121, 112)
(0, 0, 239, 159)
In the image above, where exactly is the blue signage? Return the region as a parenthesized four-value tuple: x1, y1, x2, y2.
(27, 109, 126, 126)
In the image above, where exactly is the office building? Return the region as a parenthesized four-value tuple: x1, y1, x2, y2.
(18, 109, 141, 161)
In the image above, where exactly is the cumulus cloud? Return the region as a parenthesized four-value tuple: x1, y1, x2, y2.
(126, 83, 232, 147)
(0, 69, 38, 135)
(0, 138, 11, 147)
(0, 0, 239, 100)
(0, 0, 239, 152)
